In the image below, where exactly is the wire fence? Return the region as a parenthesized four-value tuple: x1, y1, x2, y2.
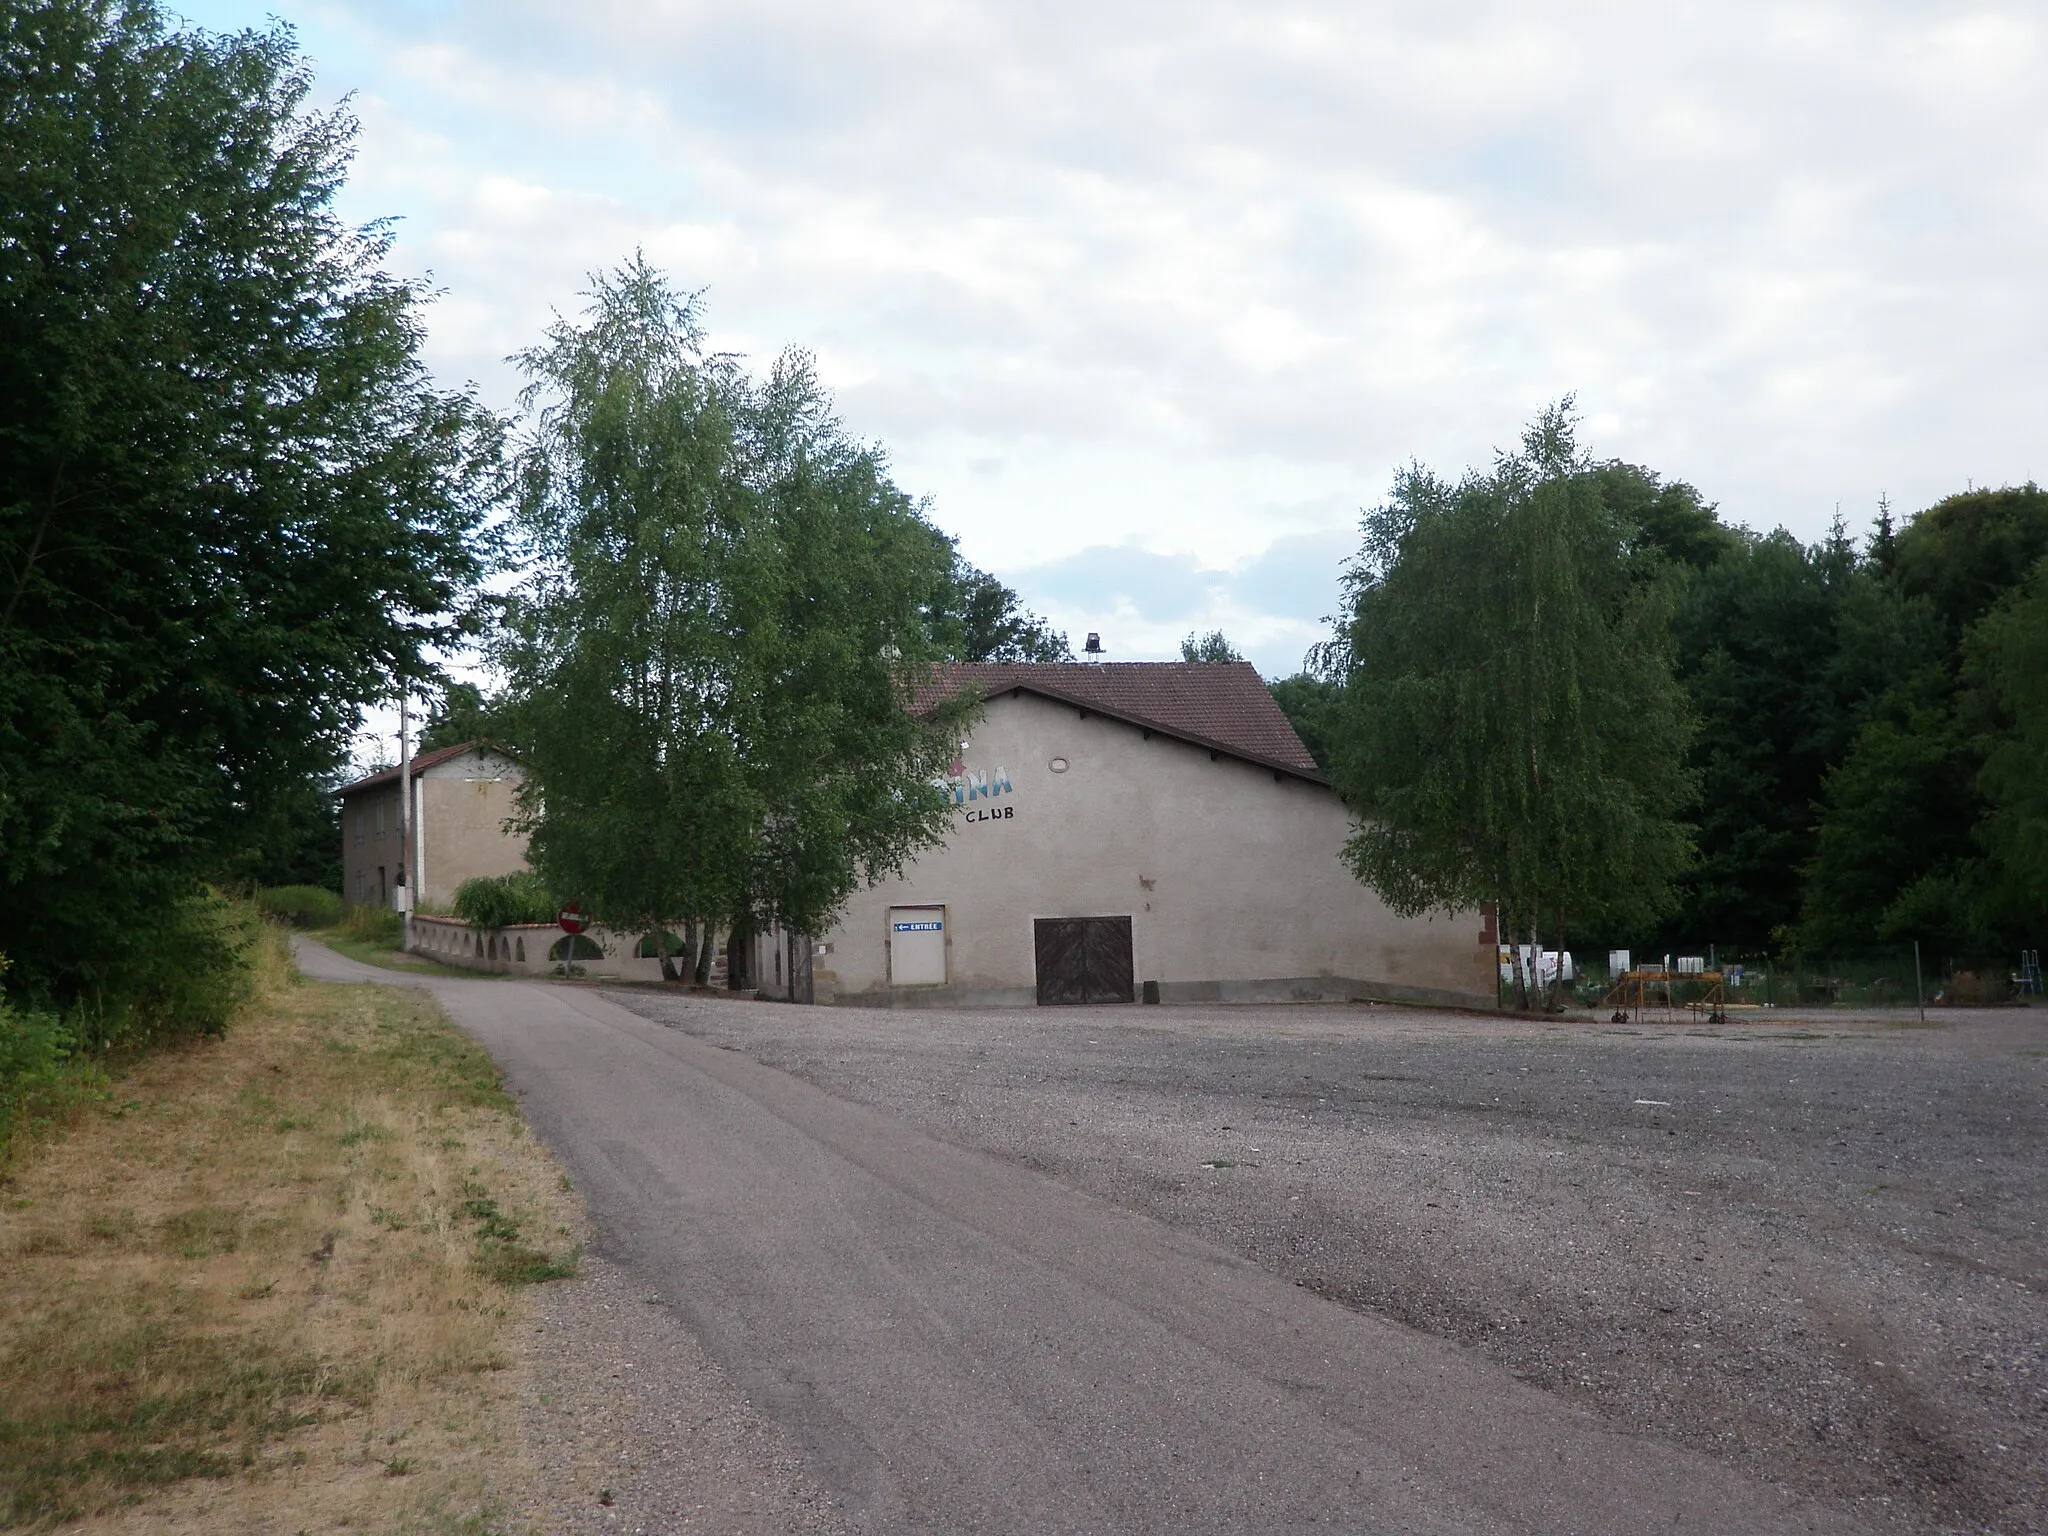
(1504, 945, 2045, 1012)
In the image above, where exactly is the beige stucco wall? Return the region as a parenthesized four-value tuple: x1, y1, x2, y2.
(340, 749, 528, 910)
(415, 755, 528, 909)
(816, 690, 1495, 1009)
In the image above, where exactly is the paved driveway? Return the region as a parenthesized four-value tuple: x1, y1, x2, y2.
(295, 940, 1867, 1534)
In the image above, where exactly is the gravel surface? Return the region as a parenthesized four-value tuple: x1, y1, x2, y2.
(508, 1248, 850, 1534)
(601, 991, 2048, 1536)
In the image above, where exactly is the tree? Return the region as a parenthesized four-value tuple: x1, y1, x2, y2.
(1796, 673, 1984, 955)
(1584, 461, 1738, 572)
(1660, 523, 1941, 950)
(1892, 484, 2048, 644)
(932, 559, 1071, 661)
(1324, 404, 1696, 1005)
(1969, 555, 2048, 934)
(497, 260, 969, 979)
(420, 680, 500, 752)
(1180, 630, 1242, 663)
(1267, 672, 1341, 773)
(0, 2, 499, 1007)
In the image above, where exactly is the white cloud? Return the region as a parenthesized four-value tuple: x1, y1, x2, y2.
(173, 0, 2048, 661)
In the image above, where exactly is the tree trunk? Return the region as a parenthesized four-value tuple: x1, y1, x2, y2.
(655, 924, 680, 983)
(727, 913, 753, 991)
(693, 921, 716, 987)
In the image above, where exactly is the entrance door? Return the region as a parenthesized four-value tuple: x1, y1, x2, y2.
(1033, 916, 1135, 1005)
(888, 906, 947, 986)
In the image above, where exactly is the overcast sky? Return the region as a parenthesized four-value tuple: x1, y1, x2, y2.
(181, 0, 2044, 683)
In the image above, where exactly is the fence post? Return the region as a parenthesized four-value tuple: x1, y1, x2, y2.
(1913, 939, 1925, 1025)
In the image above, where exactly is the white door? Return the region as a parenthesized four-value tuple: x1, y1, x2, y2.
(888, 907, 947, 986)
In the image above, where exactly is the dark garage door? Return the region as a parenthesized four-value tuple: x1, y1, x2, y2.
(1033, 916, 1135, 1006)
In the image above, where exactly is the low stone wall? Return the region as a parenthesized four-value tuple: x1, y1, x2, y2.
(408, 916, 725, 985)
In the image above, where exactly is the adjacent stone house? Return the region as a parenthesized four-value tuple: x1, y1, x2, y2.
(335, 742, 527, 911)
(809, 662, 1494, 1008)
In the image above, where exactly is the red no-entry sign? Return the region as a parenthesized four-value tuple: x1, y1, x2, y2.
(556, 906, 589, 935)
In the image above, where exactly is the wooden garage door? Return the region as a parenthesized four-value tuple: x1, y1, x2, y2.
(1032, 916, 1135, 1006)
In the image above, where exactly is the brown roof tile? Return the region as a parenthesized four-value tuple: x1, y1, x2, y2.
(913, 662, 1324, 782)
(334, 742, 506, 797)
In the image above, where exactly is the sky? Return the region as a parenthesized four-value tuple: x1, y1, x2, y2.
(177, 0, 2046, 694)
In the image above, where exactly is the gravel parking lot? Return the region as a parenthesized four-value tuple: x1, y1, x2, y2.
(604, 990, 2046, 1535)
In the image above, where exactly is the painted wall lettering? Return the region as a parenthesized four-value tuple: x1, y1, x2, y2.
(941, 765, 1014, 805)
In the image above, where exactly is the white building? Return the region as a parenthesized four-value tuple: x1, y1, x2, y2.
(810, 663, 1494, 1009)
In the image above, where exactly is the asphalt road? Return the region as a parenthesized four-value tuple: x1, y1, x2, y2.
(602, 988, 2046, 1536)
(296, 940, 1870, 1534)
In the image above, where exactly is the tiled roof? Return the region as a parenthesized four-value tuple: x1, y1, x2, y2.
(912, 662, 1325, 783)
(334, 742, 507, 797)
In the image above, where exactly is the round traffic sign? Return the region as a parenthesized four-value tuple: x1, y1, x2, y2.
(556, 906, 588, 934)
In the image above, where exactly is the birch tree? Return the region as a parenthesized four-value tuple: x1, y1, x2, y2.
(1324, 404, 1695, 1006)
(497, 261, 968, 977)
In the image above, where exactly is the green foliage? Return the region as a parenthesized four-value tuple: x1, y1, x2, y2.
(254, 885, 344, 928)
(932, 559, 1072, 662)
(67, 891, 259, 1055)
(1266, 673, 1342, 773)
(1326, 403, 1696, 963)
(635, 931, 685, 959)
(496, 259, 969, 955)
(547, 935, 603, 963)
(1797, 681, 1983, 954)
(0, 894, 267, 1162)
(0, 2, 502, 1009)
(337, 903, 402, 946)
(1180, 629, 1243, 663)
(0, 986, 100, 1165)
(1585, 461, 1739, 572)
(451, 873, 557, 929)
(419, 681, 501, 752)
(1965, 556, 2048, 930)
(1662, 523, 1942, 949)
(1786, 489, 2048, 954)
(1892, 483, 2048, 642)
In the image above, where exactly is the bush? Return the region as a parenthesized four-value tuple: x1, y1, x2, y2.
(0, 991, 100, 1165)
(452, 873, 557, 929)
(69, 890, 258, 1055)
(0, 893, 275, 1163)
(254, 885, 343, 928)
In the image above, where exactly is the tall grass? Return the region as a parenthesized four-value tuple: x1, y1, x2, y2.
(335, 902, 403, 945)
(254, 883, 343, 928)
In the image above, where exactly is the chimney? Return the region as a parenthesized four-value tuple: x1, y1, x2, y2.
(1083, 632, 1104, 659)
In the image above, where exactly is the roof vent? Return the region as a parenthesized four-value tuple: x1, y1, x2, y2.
(1083, 632, 1103, 657)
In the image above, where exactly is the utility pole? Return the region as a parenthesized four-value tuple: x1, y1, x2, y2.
(397, 690, 413, 955)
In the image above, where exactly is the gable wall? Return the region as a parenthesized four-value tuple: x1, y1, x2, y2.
(337, 750, 527, 911)
(817, 690, 1493, 1007)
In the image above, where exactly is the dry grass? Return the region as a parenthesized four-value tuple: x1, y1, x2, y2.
(0, 928, 577, 1533)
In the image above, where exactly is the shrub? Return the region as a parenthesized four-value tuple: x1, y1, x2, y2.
(635, 931, 685, 959)
(254, 885, 343, 928)
(69, 890, 258, 1055)
(452, 873, 557, 929)
(0, 990, 100, 1165)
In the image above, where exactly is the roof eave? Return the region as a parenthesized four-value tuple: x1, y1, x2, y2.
(965, 679, 1330, 787)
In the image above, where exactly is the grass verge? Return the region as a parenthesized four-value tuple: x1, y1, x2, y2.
(0, 933, 576, 1532)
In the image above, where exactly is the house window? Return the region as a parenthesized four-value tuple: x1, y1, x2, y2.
(352, 806, 363, 844)
(374, 799, 385, 836)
